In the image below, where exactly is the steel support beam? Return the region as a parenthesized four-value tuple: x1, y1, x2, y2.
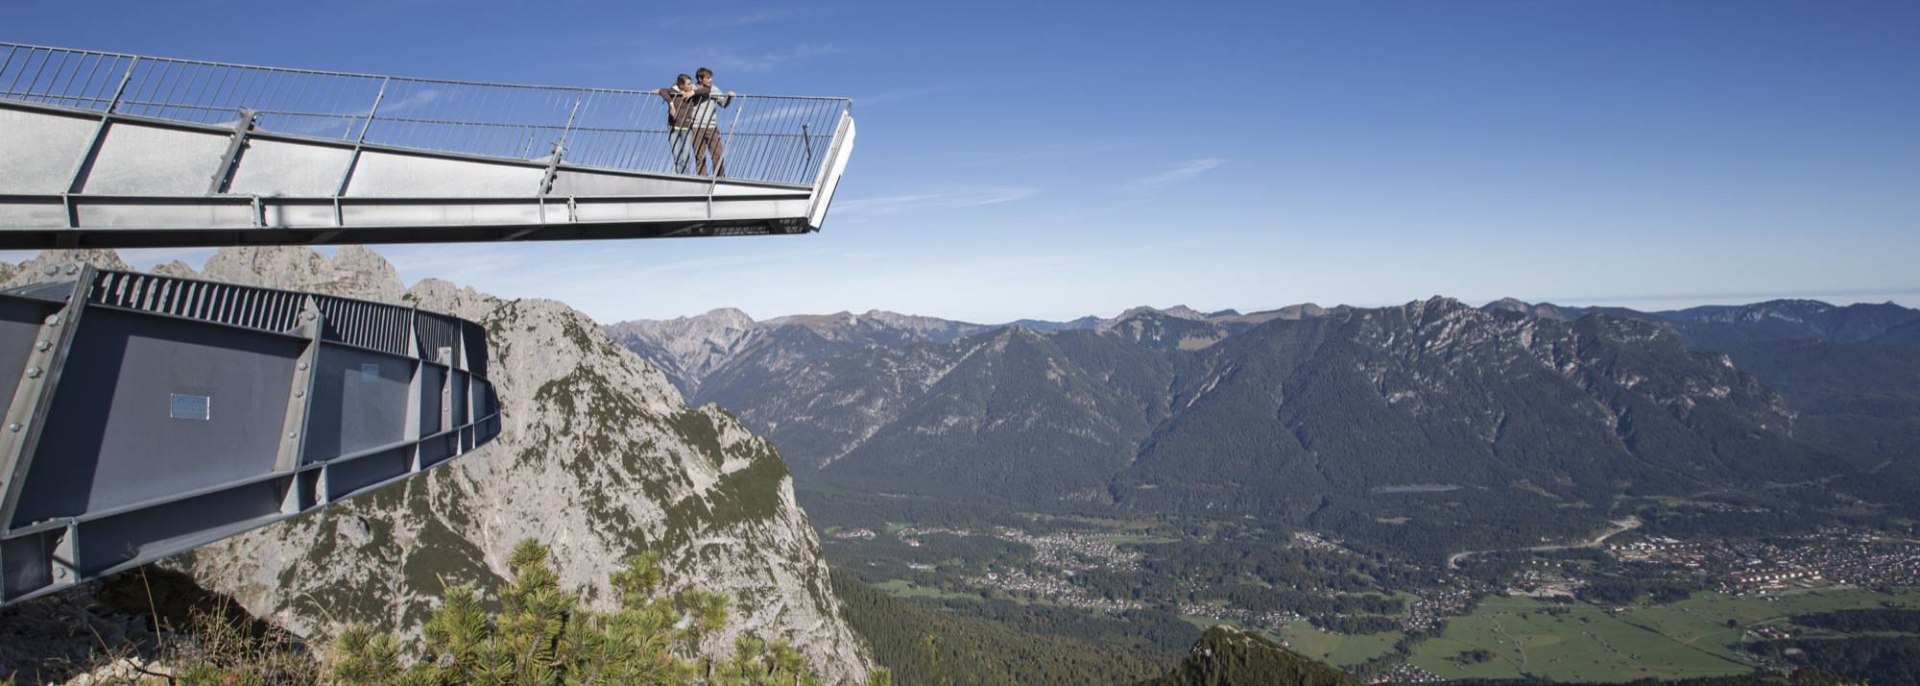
(206, 108, 259, 195)
(0, 268, 500, 606)
(0, 263, 92, 529)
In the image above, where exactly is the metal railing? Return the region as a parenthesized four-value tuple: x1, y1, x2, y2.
(0, 42, 850, 187)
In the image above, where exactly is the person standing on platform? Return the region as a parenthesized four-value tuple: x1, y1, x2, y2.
(655, 74, 695, 174)
(689, 67, 734, 177)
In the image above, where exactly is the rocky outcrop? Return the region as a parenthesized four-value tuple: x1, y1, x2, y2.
(2, 248, 872, 684)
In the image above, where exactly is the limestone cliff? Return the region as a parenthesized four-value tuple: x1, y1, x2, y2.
(3, 247, 873, 684)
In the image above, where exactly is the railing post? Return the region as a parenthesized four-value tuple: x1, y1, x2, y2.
(332, 77, 391, 224)
(207, 108, 259, 195)
(353, 77, 390, 145)
(61, 56, 141, 228)
(802, 122, 813, 171)
(708, 93, 743, 218)
(539, 90, 585, 195)
(102, 56, 139, 115)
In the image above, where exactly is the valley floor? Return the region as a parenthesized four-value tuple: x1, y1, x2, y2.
(803, 487, 1920, 685)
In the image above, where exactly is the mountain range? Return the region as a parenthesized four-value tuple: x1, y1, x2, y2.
(609, 298, 1920, 555)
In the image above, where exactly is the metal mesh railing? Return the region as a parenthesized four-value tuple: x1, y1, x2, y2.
(92, 270, 308, 333)
(0, 42, 849, 187)
(89, 270, 486, 370)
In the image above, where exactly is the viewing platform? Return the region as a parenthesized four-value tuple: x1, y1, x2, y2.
(0, 42, 856, 249)
(0, 265, 500, 605)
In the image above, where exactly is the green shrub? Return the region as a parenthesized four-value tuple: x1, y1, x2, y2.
(328, 538, 830, 686)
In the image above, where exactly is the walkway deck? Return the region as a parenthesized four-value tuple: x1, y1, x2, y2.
(0, 42, 856, 248)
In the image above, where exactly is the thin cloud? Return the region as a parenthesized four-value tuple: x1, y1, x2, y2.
(623, 249, 828, 278)
(1129, 158, 1226, 189)
(964, 137, 1138, 167)
(1536, 286, 1920, 306)
(835, 187, 1037, 217)
(677, 43, 844, 73)
(374, 89, 443, 115)
(732, 102, 825, 127)
(659, 8, 825, 30)
(856, 83, 967, 108)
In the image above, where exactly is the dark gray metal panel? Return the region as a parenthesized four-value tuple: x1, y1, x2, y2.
(0, 267, 499, 606)
(77, 477, 288, 576)
(418, 365, 445, 436)
(325, 448, 410, 501)
(449, 371, 470, 432)
(419, 433, 458, 469)
(11, 308, 299, 526)
(461, 322, 488, 380)
(302, 345, 411, 462)
(1, 530, 54, 599)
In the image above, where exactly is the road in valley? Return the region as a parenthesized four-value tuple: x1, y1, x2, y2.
(1447, 516, 1643, 570)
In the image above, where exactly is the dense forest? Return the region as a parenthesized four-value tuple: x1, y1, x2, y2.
(831, 573, 1180, 685)
(1752, 637, 1920, 686)
(1132, 626, 1362, 686)
(1789, 608, 1920, 634)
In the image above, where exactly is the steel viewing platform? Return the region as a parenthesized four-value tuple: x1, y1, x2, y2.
(0, 42, 856, 249)
(0, 264, 500, 605)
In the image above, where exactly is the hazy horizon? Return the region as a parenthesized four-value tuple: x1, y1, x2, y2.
(6, 245, 1912, 326)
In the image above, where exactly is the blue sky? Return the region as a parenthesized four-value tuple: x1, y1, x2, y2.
(8, 0, 1918, 323)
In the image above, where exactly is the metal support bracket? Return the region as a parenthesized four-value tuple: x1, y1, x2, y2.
(0, 263, 93, 532)
(538, 142, 567, 196)
(207, 108, 259, 195)
(331, 77, 391, 219)
(51, 523, 80, 587)
(538, 91, 585, 196)
(62, 58, 139, 201)
(276, 298, 322, 514)
(273, 298, 322, 475)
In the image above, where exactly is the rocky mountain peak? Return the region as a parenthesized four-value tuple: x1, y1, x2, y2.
(1396, 296, 1476, 330)
(698, 307, 758, 327)
(0, 249, 130, 289)
(1484, 297, 1532, 313)
(1481, 298, 1587, 322)
(200, 245, 406, 303)
(1108, 305, 1215, 327)
(1160, 305, 1208, 320)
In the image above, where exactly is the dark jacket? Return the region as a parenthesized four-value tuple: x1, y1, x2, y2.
(655, 87, 693, 129)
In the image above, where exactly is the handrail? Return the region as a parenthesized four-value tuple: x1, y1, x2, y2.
(0, 42, 851, 187)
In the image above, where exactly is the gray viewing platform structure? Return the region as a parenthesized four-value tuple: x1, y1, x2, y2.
(0, 264, 500, 605)
(0, 42, 856, 248)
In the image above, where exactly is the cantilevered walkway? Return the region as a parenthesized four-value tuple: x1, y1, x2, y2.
(1, 265, 500, 604)
(0, 42, 856, 248)
(0, 43, 856, 605)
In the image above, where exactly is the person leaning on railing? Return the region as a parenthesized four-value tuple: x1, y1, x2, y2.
(688, 67, 735, 177)
(655, 74, 695, 174)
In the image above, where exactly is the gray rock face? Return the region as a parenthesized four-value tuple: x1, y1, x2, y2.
(3, 248, 871, 683)
(605, 308, 773, 396)
(606, 308, 994, 397)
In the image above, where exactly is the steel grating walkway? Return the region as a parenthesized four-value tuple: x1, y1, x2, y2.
(0, 42, 856, 248)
